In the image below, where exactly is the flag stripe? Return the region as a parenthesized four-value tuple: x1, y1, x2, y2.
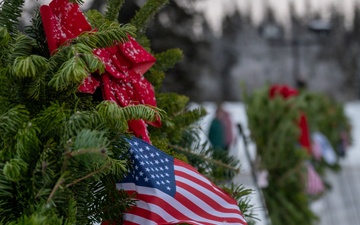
(175, 188, 246, 222)
(175, 169, 240, 209)
(123, 214, 157, 225)
(175, 162, 236, 204)
(120, 184, 245, 224)
(176, 184, 245, 217)
(125, 201, 212, 225)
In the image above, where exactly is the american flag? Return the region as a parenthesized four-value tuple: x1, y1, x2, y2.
(306, 162, 325, 196)
(117, 137, 248, 225)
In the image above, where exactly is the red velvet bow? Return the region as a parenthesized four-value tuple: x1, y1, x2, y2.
(40, 0, 160, 143)
(269, 85, 311, 154)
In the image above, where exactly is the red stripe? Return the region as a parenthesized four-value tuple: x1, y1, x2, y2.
(176, 179, 242, 214)
(126, 192, 222, 224)
(174, 191, 245, 223)
(123, 221, 138, 225)
(125, 206, 167, 224)
(175, 164, 238, 206)
(130, 192, 244, 224)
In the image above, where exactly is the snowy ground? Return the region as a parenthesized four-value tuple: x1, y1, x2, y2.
(191, 101, 360, 225)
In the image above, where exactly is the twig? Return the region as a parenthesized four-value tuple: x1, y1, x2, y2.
(47, 176, 65, 203)
(66, 163, 111, 188)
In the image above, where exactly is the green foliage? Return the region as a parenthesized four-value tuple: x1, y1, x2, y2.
(0, 0, 256, 224)
(105, 0, 125, 21)
(300, 92, 352, 158)
(245, 87, 316, 225)
(130, 0, 169, 34)
(0, 0, 25, 36)
(76, 24, 136, 49)
(224, 184, 258, 224)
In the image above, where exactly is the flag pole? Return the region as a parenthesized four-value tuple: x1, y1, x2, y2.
(237, 123, 272, 225)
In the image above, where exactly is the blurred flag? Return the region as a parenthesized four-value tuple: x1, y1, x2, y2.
(311, 132, 337, 165)
(306, 163, 325, 196)
(115, 137, 248, 225)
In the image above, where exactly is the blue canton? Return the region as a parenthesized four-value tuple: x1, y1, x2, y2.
(122, 138, 176, 197)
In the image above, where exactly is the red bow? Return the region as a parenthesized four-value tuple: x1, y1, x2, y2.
(40, 0, 160, 143)
(269, 85, 311, 154)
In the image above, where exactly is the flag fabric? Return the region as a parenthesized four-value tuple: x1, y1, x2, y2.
(306, 162, 325, 196)
(311, 132, 337, 165)
(116, 137, 248, 225)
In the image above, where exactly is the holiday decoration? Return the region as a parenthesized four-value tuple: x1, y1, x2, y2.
(246, 84, 351, 225)
(269, 85, 312, 154)
(40, 0, 159, 143)
(0, 0, 255, 224)
(246, 86, 318, 225)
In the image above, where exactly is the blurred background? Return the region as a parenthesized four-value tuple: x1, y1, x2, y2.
(19, 0, 360, 224)
(22, 0, 360, 103)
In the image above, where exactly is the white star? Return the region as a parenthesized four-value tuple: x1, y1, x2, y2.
(144, 177, 149, 182)
(165, 173, 169, 177)
(166, 180, 170, 183)
(151, 175, 155, 178)
(139, 172, 144, 176)
(139, 148, 144, 152)
(146, 146, 150, 150)
(165, 158, 169, 162)
(135, 155, 140, 159)
(135, 176, 139, 180)
(167, 187, 171, 190)
(160, 167, 164, 171)
(156, 181, 160, 185)
(145, 168, 150, 172)
(134, 142, 139, 146)
(155, 160, 159, 164)
(140, 161, 145, 165)
(165, 166, 169, 170)
(150, 153, 155, 157)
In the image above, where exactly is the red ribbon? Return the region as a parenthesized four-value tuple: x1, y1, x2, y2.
(40, 0, 160, 143)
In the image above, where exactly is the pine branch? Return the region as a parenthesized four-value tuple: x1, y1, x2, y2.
(0, 0, 25, 36)
(105, 0, 125, 21)
(48, 44, 104, 91)
(12, 55, 48, 78)
(0, 27, 11, 64)
(76, 24, 136, 49)
(66, 162, 111, 188)
(96, 101, 164, 128)
(130, 0, 169, 34)
(8, 34, 36, 66)
(153, 49, 183, 72)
